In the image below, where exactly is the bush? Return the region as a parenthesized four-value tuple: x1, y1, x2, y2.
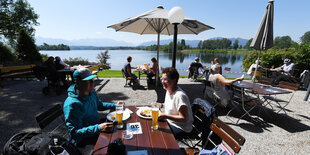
(63, 57, 96, 66)
(243, 43, 310, 75)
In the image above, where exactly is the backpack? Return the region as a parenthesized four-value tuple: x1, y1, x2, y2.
(3, 132, 81, 155)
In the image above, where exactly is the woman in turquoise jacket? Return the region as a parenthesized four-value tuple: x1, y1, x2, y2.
(63, 68, 124, 146)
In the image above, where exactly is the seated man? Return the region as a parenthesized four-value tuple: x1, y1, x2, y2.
(123, 56, 139, 85)
(188, 57, 203, 79)
(157, 67, 194, 139)
(208, 64, 243, 107)
(63, 68, 124, 147)
(147, 57, 158, 84)
(270, 58, 295, 85)
(247, 60, 262, 75)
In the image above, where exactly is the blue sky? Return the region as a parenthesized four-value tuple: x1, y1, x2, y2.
(28, 0, 310, 45)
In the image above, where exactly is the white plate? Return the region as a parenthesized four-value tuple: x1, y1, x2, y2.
(136, 107, 152, 119)
(107, 111, 131, 121)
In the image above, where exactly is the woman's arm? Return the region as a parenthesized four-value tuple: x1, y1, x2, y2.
(217, 74, 243, 85)
(158, 105, 188, 122)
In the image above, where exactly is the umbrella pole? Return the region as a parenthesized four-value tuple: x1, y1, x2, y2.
(156, 33, 160, 88)
(252, 50, 262, 82)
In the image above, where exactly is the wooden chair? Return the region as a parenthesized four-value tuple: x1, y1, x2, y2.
(121, 68, 133, 87)
(205, 117, 245, 154)
(184, 116, 245, 155)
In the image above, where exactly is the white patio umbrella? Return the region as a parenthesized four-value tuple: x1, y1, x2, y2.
(108, 6, 214, 86)
(250, 0, 274, 82)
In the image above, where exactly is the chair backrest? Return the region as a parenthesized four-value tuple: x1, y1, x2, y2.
(208, 117, 245, 153)
(35, 104, 63, 129)
(121, 68, 126, 78)
(88, 64, 100, 72)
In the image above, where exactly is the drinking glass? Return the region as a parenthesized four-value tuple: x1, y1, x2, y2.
(116, 104, 124, 129)
(151, 103, 160, 130)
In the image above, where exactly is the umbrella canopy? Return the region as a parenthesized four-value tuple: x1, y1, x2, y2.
(250, 0, 274, 82)
(108, 6, 214, 86)
(108, 6, 214, 35)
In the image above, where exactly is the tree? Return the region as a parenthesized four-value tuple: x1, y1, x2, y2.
(274, 36, 293, 49)
(300, 31, 310, 43)
(0, 0, 39, 47)
(198, 40, 203, 49)
(233, 40, 239, 50)
(15, 29, 42, 64)
(244, 38, 253, 49)
(0, 41, 15, 64)
(96, 50, 111, 69)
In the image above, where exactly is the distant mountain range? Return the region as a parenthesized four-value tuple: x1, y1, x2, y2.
(35, 36, 248, 48)
(35, 37, 135, 47)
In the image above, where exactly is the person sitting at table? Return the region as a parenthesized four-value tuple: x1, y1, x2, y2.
(55, 56, 70, 85)
(43, 56, 59, 82)
(247, 60, 262, 75)
(270, 58, 295, 86)
(123, 56, 139, 85)
(63, 68, 124, 147)
(157, 67, 194, 138)
(212, 58, 222, 75)
(188, 57, 203, 79)
(55, 56, 70, 70)
(208, 64, 244, 107)
(147, 57, 158, 84)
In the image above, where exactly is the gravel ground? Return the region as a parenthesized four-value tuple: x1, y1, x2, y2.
(0, 78, 310, 154)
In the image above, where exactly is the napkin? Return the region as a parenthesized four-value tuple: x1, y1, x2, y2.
(127, 122, 142, 134)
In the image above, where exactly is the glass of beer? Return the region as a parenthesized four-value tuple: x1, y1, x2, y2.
(151, 103, 160, 130)
(116, 104, 123, 129)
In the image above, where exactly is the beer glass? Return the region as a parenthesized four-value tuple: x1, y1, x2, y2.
(116, 104, 123, 129)
(151, 104, 160, 130)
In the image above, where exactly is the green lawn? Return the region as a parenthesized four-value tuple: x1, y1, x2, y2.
(97, 70, 201, 79)
(97, 70, 249, 79)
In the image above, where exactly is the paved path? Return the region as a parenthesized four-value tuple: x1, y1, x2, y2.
(0, 78, 309, 154)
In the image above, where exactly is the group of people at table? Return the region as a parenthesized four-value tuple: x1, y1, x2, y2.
(61, 55, 295, 149)
(63, 65, 193, 148)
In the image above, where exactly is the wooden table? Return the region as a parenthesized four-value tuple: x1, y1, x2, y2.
(232, 81, 292, 122)
(234, 81, 291, 95)
(93, 106, 182, 155)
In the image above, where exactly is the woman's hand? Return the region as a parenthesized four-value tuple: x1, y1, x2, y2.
(99, 122, 113, 132)
(158, 111, 166, 120)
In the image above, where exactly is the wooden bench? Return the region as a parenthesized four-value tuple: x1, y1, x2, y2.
(35, 104, 68, 137)
(0, 64, 36, 79)
(278, 81, 300, 91)
(88, 64, 101, 79)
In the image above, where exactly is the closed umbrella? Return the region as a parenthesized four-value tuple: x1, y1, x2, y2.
(250, 0, 274, 82)
(108, 6, 214, 86)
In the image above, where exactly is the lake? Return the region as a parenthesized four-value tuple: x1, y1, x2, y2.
(40, 50, 248, 77)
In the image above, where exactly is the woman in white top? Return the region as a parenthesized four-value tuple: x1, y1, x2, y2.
(208, 65, 243, 107)
(157, 67, 194, 137)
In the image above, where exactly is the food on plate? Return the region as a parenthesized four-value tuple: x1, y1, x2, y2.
(110, 114, 116, 120)
(140, 109, 151, 117)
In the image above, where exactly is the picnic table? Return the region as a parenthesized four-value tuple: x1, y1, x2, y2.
(93, 106, 182, 155)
